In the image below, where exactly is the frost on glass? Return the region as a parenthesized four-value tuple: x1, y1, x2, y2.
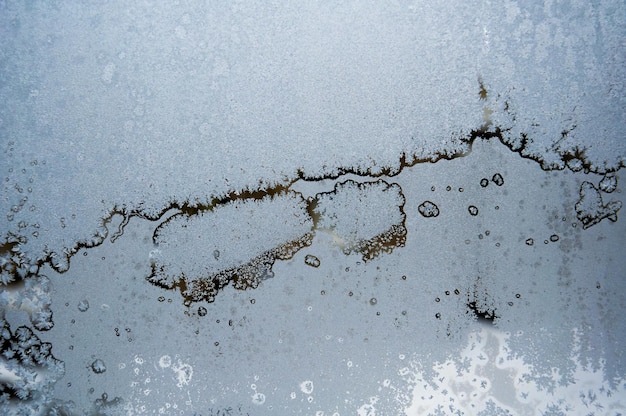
(148, 192, 314, 304)
(312, 180, 406, 261)
(0, 0, 625, 414)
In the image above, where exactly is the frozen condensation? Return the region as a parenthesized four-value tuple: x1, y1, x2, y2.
(575, 181, 622, 229)
(599, 174, 618, 193)
(77, 299, 89, 312)
(0, 319, 65, 408)
(0, 0, 624, 414)
(313, 180, 407, 260)
(148, 192, 313, 303)
(2, 1, 623, 275)
(418, 201, 440, 218)
(91, 358, 106, 374)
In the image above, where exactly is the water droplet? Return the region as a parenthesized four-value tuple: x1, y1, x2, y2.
(492, 173, 504, 186)
(525, 238, 534, 246)
(468, 205, 479, 216)
(77, 299, 89, 312)
(250, 299, 255, 304)
(251, 392, 266, 405)
(480, 178, 489, 187)
(446, 186, 451, 191)
(213, 250, 220, 260)
(159, 355, 172, 368)
(599, 174, 617, 193)
(550, 234, 560, 242)
(435, 313, 441, 319)
(515, 293, 521, 298)
(300, 380, 314, 394)
(91, 359, 107, 374)
(435, 297, 440, 302)
(304, 254, 321, 268)
(197, 306, 207, 317)
(454, 289, 460, 295)
(369, 297, 377, 306)
(418, 201, 440, 218)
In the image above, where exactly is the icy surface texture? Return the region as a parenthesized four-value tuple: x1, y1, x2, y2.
(0, 0, 625, 414)
(0, 318, 67, 413)
(404, 327, 626, 416)
(575, 181, 622, 229)
(0, 237, 53, 330)
(481, 1, 626, 171)
(149, 193, 313, 303)
(313, 180, 406, 260)
(2, 1, 624, 270)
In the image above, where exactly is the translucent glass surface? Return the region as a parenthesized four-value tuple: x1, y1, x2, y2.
(1, 2, 625, 415)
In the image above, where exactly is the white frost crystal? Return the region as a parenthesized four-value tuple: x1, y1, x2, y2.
(313, 180, 406, 260)
(149, 192, 313, 302)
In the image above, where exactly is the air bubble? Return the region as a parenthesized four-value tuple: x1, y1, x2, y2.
(418, 201, 439, 218)
(197, 306, 207, 317)
(252, 392, 266, 405)
(305, 254, 321, 268)
(468, 205, 479, 216)
(77, 300, 89, 312)
(435, 297, 440, 302)
(213, 250, 220, 260)
(525, 238, 534, 246)
(446, 186, 451, 191)
(550, 234, 560, 242)
(300, 380, 314, 394)
(480, 178, 489, 187)
(435, 313, 441, 319)
(492, 173, 504, 186)
(599, 174, 617, 193)
(566, 157, 584, 172)
(369, 298, 377, 306)
(159, 355, 172, 368)
(91, 359, 107, 374)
